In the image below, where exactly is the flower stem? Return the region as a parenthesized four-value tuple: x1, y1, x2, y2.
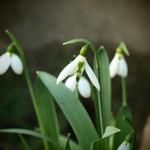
(20, 52, 51, 150)
(5, 30, 50, 150)
(121, 77, 127, 106)
(92, 46, 104, 137)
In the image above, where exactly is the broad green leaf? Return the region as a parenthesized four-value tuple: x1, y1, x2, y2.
(35, 78, 60, 150)
(113, 105, 133, 150)
(93, 47, 111, 135)
(63, 38, 95, 51)
(0, 128, 54, 144)
(123, 118, 136, 150)
(59, 135, 81, 150)
(91, 126, 120, 150)
(37, 71, 99, 150)
(19, 134, 30, 150)
(123, 117, 134, 131)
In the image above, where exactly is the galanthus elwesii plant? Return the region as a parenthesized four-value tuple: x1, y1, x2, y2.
(0, 31, 136, 150)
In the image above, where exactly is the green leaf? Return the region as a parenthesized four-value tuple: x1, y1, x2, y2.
(113, 105, 133, 150)
(37, 71, 99, 150)
(123, 118, 136, 150)
(65, 133, 71, 150)
(63, 38, 95, 51)
(18, 134, 30, 150)
(93, 47, 111, 135)
(0, 128, 54, 144)
(91, 126, 120, 150)
(59, 135, 81, 150)
(35, 78, 60, 150)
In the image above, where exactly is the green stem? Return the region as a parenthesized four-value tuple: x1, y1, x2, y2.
(121, 77, 127, 106)
(21, 52, 50, 150)
(92, 46, 104, 137)
(5, 31, 50, 150)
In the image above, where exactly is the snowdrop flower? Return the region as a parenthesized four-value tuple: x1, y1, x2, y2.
(117, 141, 130, 150)
(57, 54, 100, 91)
(65, 75, 91, 98)
(0, 52, 23, 75)
(109, 52, 128, 78)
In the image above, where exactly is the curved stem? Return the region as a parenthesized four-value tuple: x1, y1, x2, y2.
(6, 30, 50, 150)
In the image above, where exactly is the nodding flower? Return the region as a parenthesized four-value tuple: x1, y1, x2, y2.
(56, 45, 100, 97)
(109, 47, 128, 78)
(0, 52, 23, 75)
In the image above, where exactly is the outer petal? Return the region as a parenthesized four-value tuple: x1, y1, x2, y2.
(65, 75, 77, 92)
(0, 52, 11, 75)
(109, 54, 119, 78)
(78, 76, 91, 98)
(117, 141, 130, 150)
(10, 54, 23, 75)
(117, 57, 128, 78)
(56, 55, 85, 84)
(85, 60, 100, 91)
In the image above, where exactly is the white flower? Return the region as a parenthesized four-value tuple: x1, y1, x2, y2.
(65, 75, 77, 92)
(117, 141, 130, 150)
(65, 75, 91, 98)
(0, 52, 23, 75)
(109, 53, 128, 78)
(57, 55, 100, 91)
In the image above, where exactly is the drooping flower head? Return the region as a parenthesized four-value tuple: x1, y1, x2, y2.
(57, 44, 100, 98)
(0, 44, 23, 75)
(109, 43, 129, 78)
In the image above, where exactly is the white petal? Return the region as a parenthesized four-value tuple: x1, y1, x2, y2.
(10, 54, 23, 75)
(56, 55, 85, 84)
(65, 75, 77, 92)
(109, 54, 119, 78)
(117, 57, 128, 78)
(85, 60, 100, 91)
(117, 141, 130, 150)
(0, 52, 11, 75)
(78, 76, 91, 98)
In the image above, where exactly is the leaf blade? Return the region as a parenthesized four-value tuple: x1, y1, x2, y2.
(93, 47, 111, 135)
(35, 78, 60, 150)
(91, 126, 120, 150)
(0, 128, 54, 144)
(113, 105, 133, 149)
(37, 71, 99, 150)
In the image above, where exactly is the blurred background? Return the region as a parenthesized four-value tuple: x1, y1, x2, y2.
(0, 0, 150, 149)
